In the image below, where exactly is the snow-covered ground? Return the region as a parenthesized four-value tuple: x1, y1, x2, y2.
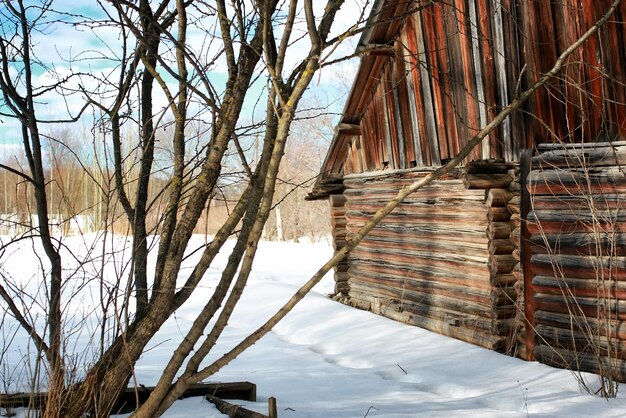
(3, 235, 626, 417)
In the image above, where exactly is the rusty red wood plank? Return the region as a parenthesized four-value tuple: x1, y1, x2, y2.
(476, 0, 501, 157)
(422, 5, 450, 161)
(454, 0, 481, 161)
(382, 64, 401, 168)
(581, 0, 604, 141)
(406, 13, 437, 165)
(394, 39, 417, 166)
(434, 3, 460, 159)
(601, 0, 626, 139)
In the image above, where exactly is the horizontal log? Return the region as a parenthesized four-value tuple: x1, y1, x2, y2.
(532, 145, 626, 168)
(329, 194, 347, 207)
(533, 293, 626, 320)
(348, 262, 492, 291)
(529, 233, 626, 256)
(344, 177, 463, 190)
(335, 284, 350, 293)
(346, 210, 489, 227)
(489, 239, 516, 255)
(532, 275, 626, 299)
(345, 201, 490, 217)
(489, 254, 517, 275)
(534, 324, 626, 361)
(355, 235, 491, 260)
(347, 273, 493, 305)
(0, 382, 259, 412)
(487, 222, 512, 239)
(528, 167, 626, 195)
(534, 309, 626, 340)
(464, 173, 514, 189)
(343, 187, 486, 203)
(534, 344, 626, 383)
(495, 286, 518, 306)
(536, 141, 626, 150)
(349, 247, 491, 278)
(495, 273, 518, 286)
(485, 189, 514, 207)
(530, 254, 626, 280)
(207, 396, 268, 418)
(335, 263, 349, 272)
(333, 239, 347, 250)
(488, 207, 512, 222)
(465, 160, 518, 174)
(334, 271, 350, 283)
(530, 194, 626, 211)
(349, 268, 515, 308)
(331, 217, 347, 228)
(347, 293, 508, 350)
(347, 282, 495, 318)
(349, 290, 513, 328)
(346, 222, 490, 244)
(527, 210, 626, 234)
(337, 123, 361, 135)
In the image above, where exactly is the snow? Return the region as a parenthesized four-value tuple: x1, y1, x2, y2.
(2, 235, 626, 417)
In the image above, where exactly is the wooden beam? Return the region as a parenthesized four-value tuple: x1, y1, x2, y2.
(336, 123, 361, 136)
(360, 43, 396, 56)
(0, 382, 257, 413)
(207, 396, 268, 418)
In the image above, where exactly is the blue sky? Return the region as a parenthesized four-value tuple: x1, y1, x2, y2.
(0, 0, 363, 158)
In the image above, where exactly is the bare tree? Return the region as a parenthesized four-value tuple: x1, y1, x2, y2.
(2, 0, 619, 416)
(0, 0, 373, 416)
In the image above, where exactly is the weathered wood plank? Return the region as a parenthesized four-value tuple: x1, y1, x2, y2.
(0, 382, 257, 412)
(529, 233, 626, 256)
(532, 275, 626, 299)
(346, 225, 490, 246)
(530, 254, 626, 280)
(485, 189, 514, 207)
(464, 173, 514, 189)
(534, 309, 626, 340)
(534, 345, 626, 383)
(206, 396, 268, 418)
(348, 258, 491, 288)
(527, 210, 626, 234)
(487, 221, 511, 239)
(528, 167, 626, 195)
(530, 194, 626, 211)
(535, 324, 626, 360)
(533, 293, 626, 320)
(348, 247, 491, 277)
(532, 145, 626, 168)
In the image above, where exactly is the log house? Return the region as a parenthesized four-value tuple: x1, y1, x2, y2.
(309, 0, 626, 380)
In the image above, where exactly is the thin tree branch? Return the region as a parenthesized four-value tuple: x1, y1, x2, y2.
(190, 0, 623, 381)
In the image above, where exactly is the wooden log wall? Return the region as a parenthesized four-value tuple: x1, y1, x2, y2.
(337, 162, 518, 352)
(329, 194, 349, 296)
(507, 155, 529, 360)
(527, 142, 626, 381)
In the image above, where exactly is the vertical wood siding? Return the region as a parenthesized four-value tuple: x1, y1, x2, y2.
(337, 0, 626, 176)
